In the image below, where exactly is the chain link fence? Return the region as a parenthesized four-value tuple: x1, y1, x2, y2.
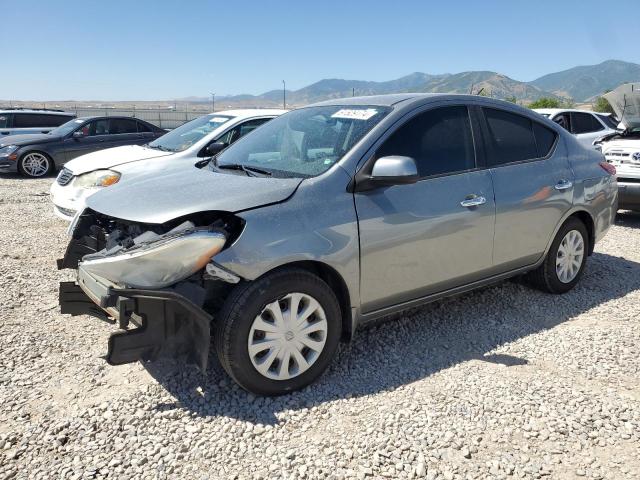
(69, 107, 204, 129)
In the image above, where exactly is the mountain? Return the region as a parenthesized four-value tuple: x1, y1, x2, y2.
(531, 60, 640, 101)
(176, 60, 640, 108)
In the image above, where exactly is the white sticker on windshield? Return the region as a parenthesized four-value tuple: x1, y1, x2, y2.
(331, 108, 378, 121)
(74, 119, 84, 123)
(209, 117, 229, 123)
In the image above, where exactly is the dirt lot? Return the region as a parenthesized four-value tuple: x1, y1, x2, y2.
(0, 176, 639, 480)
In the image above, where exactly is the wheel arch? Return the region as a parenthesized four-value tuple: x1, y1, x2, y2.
(569, 210, 595, 255)
(263, 260, 355, 343)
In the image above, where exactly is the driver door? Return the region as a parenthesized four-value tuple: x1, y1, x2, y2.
(62, 119, 111, 161)
(355, 105, 495, 314)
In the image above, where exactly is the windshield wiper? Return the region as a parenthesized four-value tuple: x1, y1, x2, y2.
(146, 144, 173, 152)
(216, 163, 272, 177)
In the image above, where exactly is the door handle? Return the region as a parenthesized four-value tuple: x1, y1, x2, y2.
(554, 179, 573, 191)
(460, 195, 486, 208)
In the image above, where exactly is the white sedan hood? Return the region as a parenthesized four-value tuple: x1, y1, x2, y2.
(64, 145, 173, 175)
(604, 83, 640, 130)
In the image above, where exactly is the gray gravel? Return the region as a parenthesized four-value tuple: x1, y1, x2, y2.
(1, 175, 639, 480)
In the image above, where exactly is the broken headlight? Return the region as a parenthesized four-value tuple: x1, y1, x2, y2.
(74, 169, 121, 188)
(79, 229, 226, 288)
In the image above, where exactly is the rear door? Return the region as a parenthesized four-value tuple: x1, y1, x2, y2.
(355, 104, 495, 313)
(108, 118, 145, 147)
(479, 107, 573, 271)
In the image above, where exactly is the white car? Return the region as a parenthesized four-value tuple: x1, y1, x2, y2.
(534, 108, 617, 149)
(596, 83, 640, 211)
(50, 109, 286, 220)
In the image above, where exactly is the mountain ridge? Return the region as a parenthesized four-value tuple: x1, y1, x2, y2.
(181, 60, 640, 107)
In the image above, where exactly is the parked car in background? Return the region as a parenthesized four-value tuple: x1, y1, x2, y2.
(0, 116, 165, 178)
(0, 109, 76, 138)
(49, 109, 286, 220)
(595, 83, 640, 210)
(534, 108, 617, 149)
(58, 94, 617, 395)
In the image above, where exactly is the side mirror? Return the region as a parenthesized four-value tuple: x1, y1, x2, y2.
(205, 141, 228, 156)
(72, 130, 86, 139)
(355, 156, 419, 191)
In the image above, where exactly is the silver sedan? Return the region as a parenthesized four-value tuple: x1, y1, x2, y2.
(58, 94, 618, 395)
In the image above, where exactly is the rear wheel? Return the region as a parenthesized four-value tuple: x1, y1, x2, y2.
(18, 152, 53, 178)
(214, 268, 342, 395)
(527, 217, 588, 294)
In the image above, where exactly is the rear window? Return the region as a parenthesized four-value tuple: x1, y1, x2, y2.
(109, 118, 138, 134)
(571, 112, 604, 134)
(483, 108, 537, 166)
(532, 122, 557, 157)
(483, 108, 557, 166)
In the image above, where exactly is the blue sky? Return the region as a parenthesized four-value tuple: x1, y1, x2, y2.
(2, 0, 637, 101)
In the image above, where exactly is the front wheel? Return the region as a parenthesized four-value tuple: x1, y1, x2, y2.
(18, 152, 53, 178)
(214, 268, 342, 395)
(527, 217, 589, 294)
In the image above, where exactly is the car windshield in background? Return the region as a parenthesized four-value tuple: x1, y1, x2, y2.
(49, 119, 85, 136)
(213, 105, 390, 178)
(597, 114, 619, 130)
(148, 115, 233, 152)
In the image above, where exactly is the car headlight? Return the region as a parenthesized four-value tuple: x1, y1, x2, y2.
(74, 169, 121, 188)
(0, 145, 18, 158)
(80, 230, 227, 288)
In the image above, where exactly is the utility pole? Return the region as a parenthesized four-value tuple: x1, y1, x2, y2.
(209, 92, 215, 112)
(282, 80, 286, 109)
(353, 88, 355, 97)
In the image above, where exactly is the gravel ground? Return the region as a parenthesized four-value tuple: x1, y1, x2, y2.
(0, 175, 639, 480)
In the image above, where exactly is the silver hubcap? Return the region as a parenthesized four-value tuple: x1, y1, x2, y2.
(22, 153, 49, 177)
(248, 292, 328, 381)
(556, 230, 585, 283)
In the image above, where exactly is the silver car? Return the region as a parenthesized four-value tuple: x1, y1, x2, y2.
(58, 94, 617, 395)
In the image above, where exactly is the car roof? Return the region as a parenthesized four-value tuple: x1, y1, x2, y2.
(0, 109, 75, 115)
(205, 109, 288, 119)
(533, 108, 599, 115)
(74, 115, 154, 122)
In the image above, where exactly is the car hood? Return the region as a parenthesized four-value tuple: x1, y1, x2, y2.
(86, 166, 303, 224)
(0, 133, 60, 147)
(604, 83, 640, 130)
(65, 145, 173, 175)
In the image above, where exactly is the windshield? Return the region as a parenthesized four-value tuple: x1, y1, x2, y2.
(148, 114, 232, 152)
(597, 114, 619, 130)
(49, 118, 86, 136)
(213, 105, 390, 178)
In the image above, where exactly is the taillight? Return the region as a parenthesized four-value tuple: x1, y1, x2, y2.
(599, 161, 616, 176)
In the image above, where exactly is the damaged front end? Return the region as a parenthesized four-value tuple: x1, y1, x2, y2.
(58, 209, 244, 371)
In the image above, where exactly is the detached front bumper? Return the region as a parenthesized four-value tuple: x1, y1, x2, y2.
(59, 266, 212, 370)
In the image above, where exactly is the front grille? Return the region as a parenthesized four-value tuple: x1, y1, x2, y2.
(57, 168, 74, 186)
(605, 151, 630, 158)
(55, 206, 77, 217)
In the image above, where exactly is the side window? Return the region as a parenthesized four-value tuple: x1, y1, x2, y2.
(482, 108, 538, 166)
(137, 121, 151, 133)
(0, 114, 9, 128)
(376, 106, 476, 177)
(237, 118, 270, 138)
(84, 119, 110, 136)
(552, 113, 571, 132)
(109, 118, 138, 134)
(571, 113, 604, 134)
(13, 113, 39, 128)
(48, 115, 74, 127)
(532, 122, 557, 157)
(215, 119, 272, 146)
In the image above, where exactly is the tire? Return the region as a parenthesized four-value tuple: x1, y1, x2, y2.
(18, 151, 53, 178)
(214, 267, 342, 395)
(527, 217, 589, 294)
